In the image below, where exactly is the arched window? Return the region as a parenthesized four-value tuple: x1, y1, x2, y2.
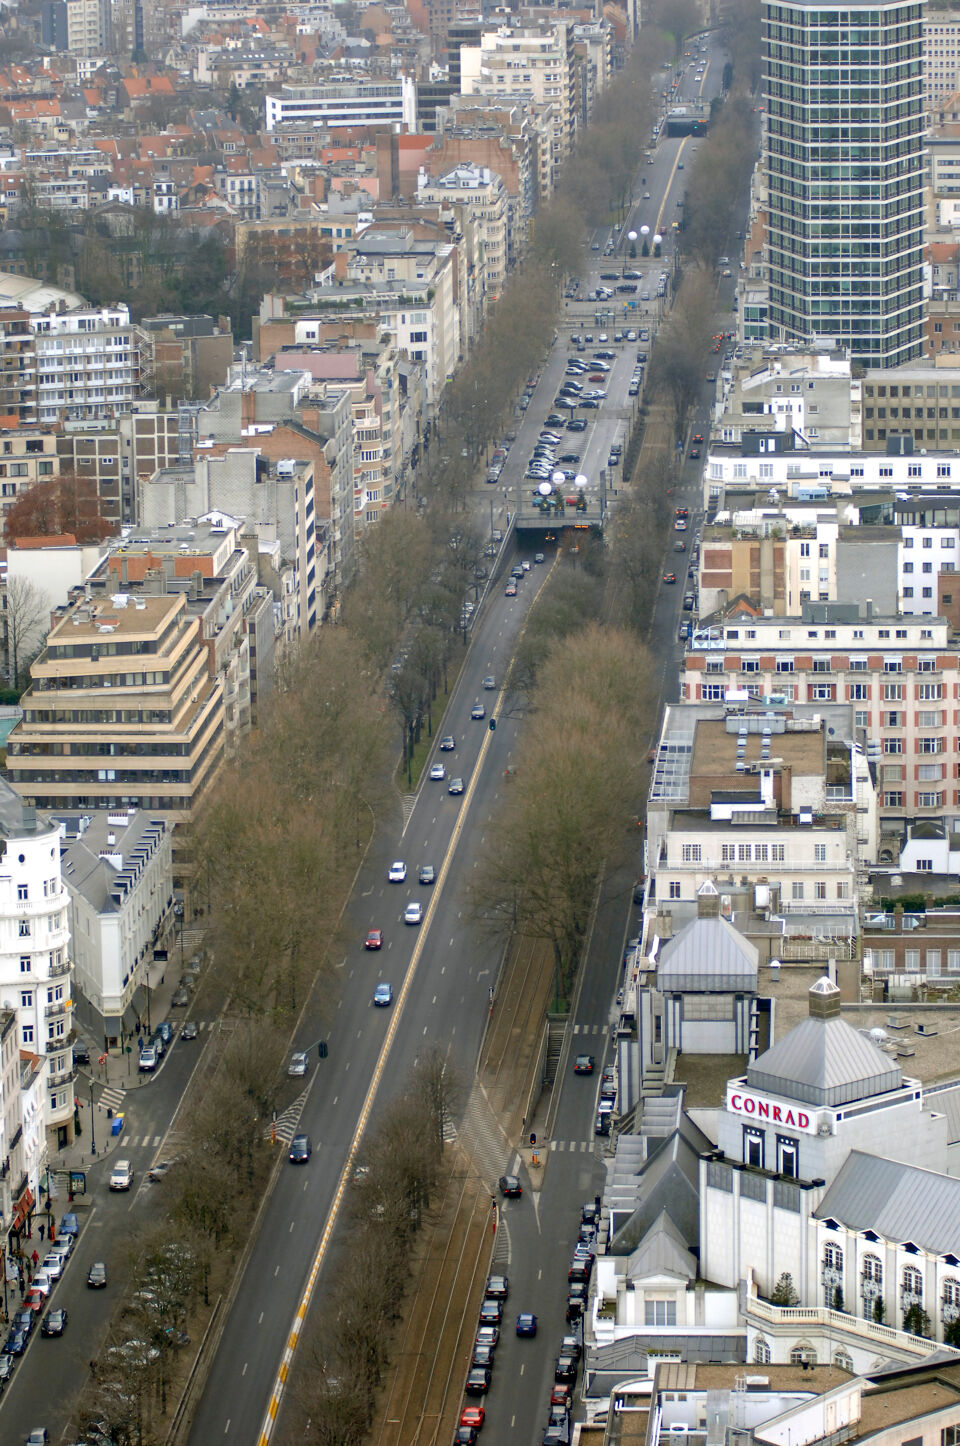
(862, 1254, 883, 1286)
(833, 1350, 853, 1373)
(944, 1278, 960, 1307)
(754, 1337, 771, 1364)
(790, 1343, 816, 1366)
(903, 1266, 923, 1299)
(824, 1243, 843, 1271)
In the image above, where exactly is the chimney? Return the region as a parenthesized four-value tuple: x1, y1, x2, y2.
(865, 598, 873, 619)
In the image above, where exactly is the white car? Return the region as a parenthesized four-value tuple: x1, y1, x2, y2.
(41, 1252, 63, 1281)
(388, 861, 407, 883)
(288, 1051, 308, 1077)
(110, 1159, 134, 1191)
(404, 901, 423, 925)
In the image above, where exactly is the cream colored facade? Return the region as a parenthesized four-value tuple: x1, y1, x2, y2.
(418, 164, 508, 340)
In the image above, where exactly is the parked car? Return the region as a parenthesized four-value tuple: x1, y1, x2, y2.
(465, 1368, 491, 1396)
(138, 1045, 157, 1072)
(486, 1274, 509, 1300)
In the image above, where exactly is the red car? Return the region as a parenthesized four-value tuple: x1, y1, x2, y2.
(460, 1406, 485, 1431)
(23, 1288, 45, 1312)
(550, 1383, 572, 1409)
(364, 929, 383, 950)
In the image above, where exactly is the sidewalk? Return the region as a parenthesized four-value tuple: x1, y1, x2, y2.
(57, 927, 205, 1177)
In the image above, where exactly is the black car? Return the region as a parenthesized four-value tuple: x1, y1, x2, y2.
(545, 413, 567, 427)
(180, 1021, 199, 1041)
(486, 1274, 509, 1300)
(471, 1342, 495, 1369)
(594, 1110, 611, 1136)
(72, 1043, 90, 1066)
(582, 1201, 599, 1226)
(560, 1333, 582, 1361)
(289, 1134, 312, 1164)
(87, 1262, 107, 1288)
(555, 1354, 577, 1383)
(464, 1367, 491, 1396)
(14, 1309, 33, 1339)
(3, 1325, 27, 1355)
(498, 1174, 522, 1198)
(565, 1293, 585, 1322)
(455, 1429, 477, 1446)
(40, 1309, 68, 1337)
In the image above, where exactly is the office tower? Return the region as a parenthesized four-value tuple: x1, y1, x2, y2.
(763, 0, 925, 367)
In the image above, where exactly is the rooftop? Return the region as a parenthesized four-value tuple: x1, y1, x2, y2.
(49, 593, 183, 642)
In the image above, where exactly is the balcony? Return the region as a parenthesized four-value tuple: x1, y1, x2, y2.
(44, 999, 69, 1019)
(48, 1063, 76, 1088)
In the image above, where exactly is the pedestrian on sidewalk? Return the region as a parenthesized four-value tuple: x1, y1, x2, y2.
(38, 1223, 44, 1243)
(30, 1249, 38, 1269)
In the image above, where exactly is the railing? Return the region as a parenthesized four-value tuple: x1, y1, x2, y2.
(44, 1000, 68, 1019)
(746, 1294, 948, 1355)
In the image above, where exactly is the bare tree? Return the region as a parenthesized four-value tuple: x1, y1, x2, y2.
(3, 575, 49, 688)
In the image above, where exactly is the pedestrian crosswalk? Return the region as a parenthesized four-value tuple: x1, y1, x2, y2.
(97, 1086, 125, 1114)
(549, 1140, 595, 1153)
(571, 1023, 605, 1036)
(442, 1116, 458, 1145)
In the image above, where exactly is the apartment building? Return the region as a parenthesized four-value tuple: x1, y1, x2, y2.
(0, 429, 59, 522)
(264, 75, 417, 132)
(417, 163, 507, 336)
(763, 0, 925, 367)
(0, 1008, 29, 1252)
(59, 808, 172, 1048)
(681, 609, 958, 831)
(0, 309, 38, 427)
(0, 780, 74, 1154)
(32, 303, 142, 425)
(459, 22, 578, 189)
(861, 364, 960, 450)
(714, 346, 861, 450)
(428, 101, 537, 261)
(7, 593, 225, 863)
(924, 11, 960, 112)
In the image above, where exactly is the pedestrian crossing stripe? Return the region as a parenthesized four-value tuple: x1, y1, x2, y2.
(572, 1023, 603, 1035)
(549, 1140, 593, 1152)
(98, 1087, 125, 1110)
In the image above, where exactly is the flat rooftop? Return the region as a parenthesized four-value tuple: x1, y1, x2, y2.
(690, 717, 824, 780)
(49, 593, 181, 641)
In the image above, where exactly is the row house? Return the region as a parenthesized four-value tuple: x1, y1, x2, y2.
(682, 610, 960, 832)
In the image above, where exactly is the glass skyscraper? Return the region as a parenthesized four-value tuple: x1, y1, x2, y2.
(763, 0, 925, 367)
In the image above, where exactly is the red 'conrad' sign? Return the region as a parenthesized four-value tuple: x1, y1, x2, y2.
(727, 1087, 817, 1134)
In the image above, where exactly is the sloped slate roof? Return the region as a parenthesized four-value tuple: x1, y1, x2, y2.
(747, 1016, 902, 1108)
(658, 916, 759, 994)
(815, 1152, 960, 1257)
(626, 1208, 697, 1284)
(609, 1129, 701, 1255)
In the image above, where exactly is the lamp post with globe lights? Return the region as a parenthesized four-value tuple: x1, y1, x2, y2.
(626, 231, 637, 269)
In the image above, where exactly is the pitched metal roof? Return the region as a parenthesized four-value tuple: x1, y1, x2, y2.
(626, 1208, 697, 1284)
(657, 916, 759, 994)
(815, 1152, 960, 1257)
(747, 1015, 902, 1107)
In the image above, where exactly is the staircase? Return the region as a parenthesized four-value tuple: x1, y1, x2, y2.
(542, 1019, 566, 1088)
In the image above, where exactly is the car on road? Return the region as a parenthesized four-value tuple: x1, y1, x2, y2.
(551, 1383, 572, 1410)
(674, 517, 687, 530)
(455, 1428, 477, 1446)
(288, 1051, 308, 1077)
(479, 1297, 502, 1325)
(560, 1333, 582, 1361)
(470, 703, 486, 720)
(679, 620, 691, 641)
(40, 1309, 68, 1338)
(566, 1290, 586, 1321)
(674, 540, 687, 553)
(692, 432, 704, 443)
(364, 929, 383, 950)
(181, 1021, 198, 1041)
(504, 582, 517, 596)
(690, 448, 700, 459)
(683, 592, 696, 611)
(465, 1368, 491, 1396)
(3, 1325, 27, 1355)
(110, 1159, 134, 1191)
(461, 1406, 485, 1431)
(419, 865, 436, 885)
(171, 986, 190, 1007)
(594, 1109, 611, 1136)
(498, 1174, 522, 1197)
(448, 777, 465, 796)
(289, 1134, 312, 1164)
(404, 901, 423, 925)
(662, 572, 676, 585)
(138, 1044, 157, 1072)
(40, 1253, 62, 1281)
(483, 675, 496, 690)
(516, 1312, 538, 1336)
(73, 1042, 90, 1065)
(148, 1159, 177, 1182)
(23, 1286, 45, 1312)
(439, 735, 456, 751)
(388, 861, 407, 883)
(87, 1262, 107, 1289)
(475, 1324, 499, 1350)
(486, 1274, 509, 1299)
(429, 763, 446, 781)
(574, 1054, 595, 1074)
(535, 552, 545, 564)
(373, 982, 394, 1007)
(555, 1354, 577, 1382)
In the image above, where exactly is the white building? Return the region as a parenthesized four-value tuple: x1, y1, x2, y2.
(32, 303, 142, 424)
(58, 809, 173, 1049)
(700, 978, 960, 1367)
(924, 12, 960, 112)
(0, 781, 73, 1155)
(264, 75, 417, 132)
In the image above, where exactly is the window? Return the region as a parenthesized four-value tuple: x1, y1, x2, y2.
(644, 1300, 677, 1326)
(668, 881, 681, 899)
(754, 1338, 771, 1364)
(884, 739, 903, 754)
(862, 1253, 883, 1287)
(19, 955, 29, 973)
(833, 1348, 853, 1372)
(815, 882, 827, 900)
(814, 844, 827, 862)
(792, 881, 804, 901)
(849, 683, 868, 700)
(776, 659, 794, 673)
(903, 1265, 923, 1300)
(681, 844, 701, 862)
(20, 989, 32, 1007)
(18, 920, 29, 937)
(772, 844, 785, 861)
(927, 950, 942, 976)
(16, 883, 27, 901)
(22, 1024, 33, 1045)
(919, 737, 944, 753)
(824, 1243, 843, 1271)
(884, 792, 904, 808)
(778, 1137, 798, 1177)
(790, 1345, 816, 1366)
(744, 1126, 764, 1168)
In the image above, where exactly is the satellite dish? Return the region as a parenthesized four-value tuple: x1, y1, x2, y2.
(551, 469, 565, 485)
(538, 480, 552, 496)
(575, 474, 588, 488)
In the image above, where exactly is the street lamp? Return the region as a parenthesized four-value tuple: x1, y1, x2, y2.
(89, 1078, 95, 1156)
(640, 224, 650, 258)
(626, 231, 637, 267)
